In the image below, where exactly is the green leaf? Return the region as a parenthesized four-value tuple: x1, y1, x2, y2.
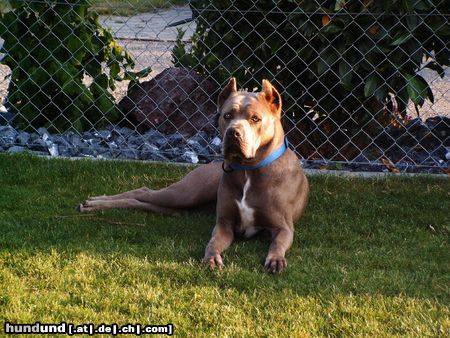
(297, 46, 314, 61)
(77, 86, 94, 105)
(72, 118, 84, 132)
(322, 20, 345, 35)
(9, 0, 22, 9)
(131, 67, 152, 78)
(30, 68, 50, 85)
(95, 73, 109, 89)
(374, 84, 387, 102)
(55, 67, 73, 86)
(390, 32, 412, 46)
(74, 4, 87, 19)
(121, 67, 152, 81)
(364, 74, 381, 98)
(85, 59, 102, 78)
(402, 0, 413, 13)
(406, 16, 419, 30)
(339, 60, 353, 88)
(404, 73, 434, 106)
(413, 0, 433, 11)
(334, 0, 346, 11)
(124, 51, 135, 68)
(436, 22, 450, 36)
(42, 33, 61, 52)
(110, 62, 120, 78)
(94, 91, 115, 114)
(364, 73, 387, 102)
(396, 85, 409, 108)
(317, 47, 338, 75)
(62, 79, 82, 96)
(54, 21, 72, 40)
(66, 35, 83, 53)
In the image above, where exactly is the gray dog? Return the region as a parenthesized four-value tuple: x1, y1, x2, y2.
(79, 78, 309, 273)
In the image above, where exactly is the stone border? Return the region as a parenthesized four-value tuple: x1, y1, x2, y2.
(1, 123, 448, 175)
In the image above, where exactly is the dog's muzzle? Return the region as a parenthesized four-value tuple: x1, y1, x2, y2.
(224, 125, 247, 160)
(223, 121, 259, 161)
(226, 126, 242, 139)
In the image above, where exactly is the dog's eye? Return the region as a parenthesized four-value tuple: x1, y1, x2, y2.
(223, 113, 232, 120)
(251, 116, 261, 123)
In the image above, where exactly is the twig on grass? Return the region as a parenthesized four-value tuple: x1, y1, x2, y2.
(54, 215, 145, 227)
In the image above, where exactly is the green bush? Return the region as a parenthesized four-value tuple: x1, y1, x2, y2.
(0, 0, 149, 132)
(173, 0, 449, 156)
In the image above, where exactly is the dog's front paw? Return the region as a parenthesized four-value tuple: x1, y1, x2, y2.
(264, 255, 287, 273)
(202, 253, 224, 270)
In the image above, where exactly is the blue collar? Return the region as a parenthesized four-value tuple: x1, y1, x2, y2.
(223, 137, 289, 172)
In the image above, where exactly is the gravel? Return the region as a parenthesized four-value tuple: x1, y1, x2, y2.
(0, 125, 222, 163)
(0, 120, 448, 174)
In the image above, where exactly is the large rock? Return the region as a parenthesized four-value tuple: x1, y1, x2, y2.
(119, 68, 219, 137)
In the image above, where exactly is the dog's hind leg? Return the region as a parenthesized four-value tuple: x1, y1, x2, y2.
(86, 188, 157, 202)
(137, 161, 222, 208)
(79, 198, 182, 215)
(79, 161, 222, 213)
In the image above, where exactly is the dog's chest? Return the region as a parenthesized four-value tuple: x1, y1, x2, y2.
(235, 176, 258, 237)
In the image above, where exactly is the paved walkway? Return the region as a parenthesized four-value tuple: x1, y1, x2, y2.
(100, 5, 195, 41)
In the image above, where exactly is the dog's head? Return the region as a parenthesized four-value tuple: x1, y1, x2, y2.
(217, 78, 284, 164)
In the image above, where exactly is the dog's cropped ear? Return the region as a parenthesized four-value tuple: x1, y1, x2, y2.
(261, 79, 282, 116)
(218, 78, 237, 108)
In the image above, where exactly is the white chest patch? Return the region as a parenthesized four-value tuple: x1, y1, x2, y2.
(236, 176, 256, 236)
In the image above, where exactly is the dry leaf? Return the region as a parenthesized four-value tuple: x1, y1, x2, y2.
(381, 157, 400, 173)
(368, 24, 380, 35)
(322, 15, 330, 26)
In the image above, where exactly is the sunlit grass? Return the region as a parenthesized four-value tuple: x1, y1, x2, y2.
(0, 153, 448, 336)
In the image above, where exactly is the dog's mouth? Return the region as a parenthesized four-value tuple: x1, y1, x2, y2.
(226, 152, 255, 163)
(223, 140, 256, 163)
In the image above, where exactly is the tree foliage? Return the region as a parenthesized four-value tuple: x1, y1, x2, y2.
(0, 0, 149, 132)
(173, 0, 449, 138)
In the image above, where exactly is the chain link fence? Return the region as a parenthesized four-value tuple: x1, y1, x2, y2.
(0, 0, 448, 173)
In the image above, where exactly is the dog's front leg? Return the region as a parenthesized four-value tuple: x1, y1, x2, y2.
(264, 227, 294, 273)
(203, 221, 234, 269)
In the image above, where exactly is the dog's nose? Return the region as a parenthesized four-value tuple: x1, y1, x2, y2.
(227, 128, 241, 138)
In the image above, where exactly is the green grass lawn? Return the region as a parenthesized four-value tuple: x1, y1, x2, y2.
(0, 153, 448, 336)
